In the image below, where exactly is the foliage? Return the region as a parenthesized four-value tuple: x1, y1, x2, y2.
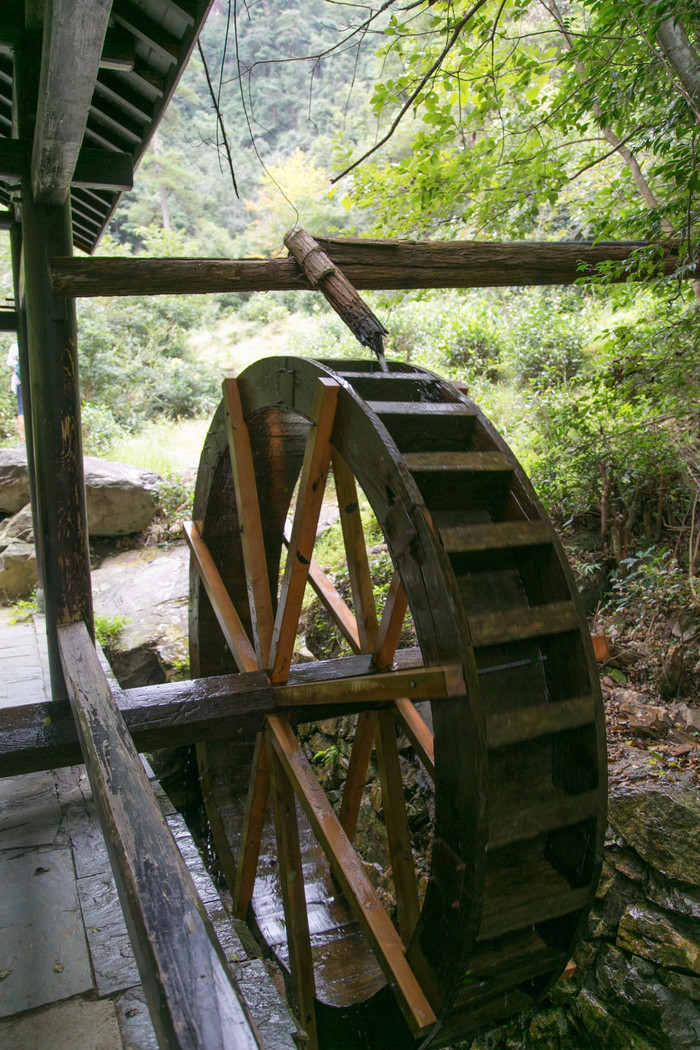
(9, 589, 38, 625)
(603, 546, 693, 624)
(94, 613, 129, 651)
(80, 402, 126, 456)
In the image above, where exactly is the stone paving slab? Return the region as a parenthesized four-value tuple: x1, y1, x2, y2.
(0, 994, 123, 1050)
(0, 843, 93, 1017)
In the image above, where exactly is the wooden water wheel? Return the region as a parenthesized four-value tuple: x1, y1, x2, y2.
(187, 354, 606, 1049)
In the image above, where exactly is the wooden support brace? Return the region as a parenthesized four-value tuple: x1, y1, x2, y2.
(233, 732, 270, 920)
(373, 572, 409, 671)
(332, 450, 379, 651)
(266, 730, 318, 1047)
(266, 713, 437, 1037)
(338, 710, 374, 841)
(58, 621, 262, 1050)
(184, 520, 258, 673)
(393, 700, 435, 780)
(269, 378, 339, 682)
(224, 377, 275, 666)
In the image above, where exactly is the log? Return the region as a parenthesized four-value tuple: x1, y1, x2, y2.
(57, 621, 262, 1050)
(50, 238, 682, 297)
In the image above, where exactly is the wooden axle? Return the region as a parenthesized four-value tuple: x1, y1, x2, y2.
(49, 237, 681, 297)
(0, 648, 460, 778)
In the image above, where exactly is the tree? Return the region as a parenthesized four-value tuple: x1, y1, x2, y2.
(338, 0, 700, 288)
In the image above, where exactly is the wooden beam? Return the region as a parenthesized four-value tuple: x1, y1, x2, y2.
(58, 621, 263, 1050)
(0, 140, 133, 192)
(32, 0, 112, 204)
(0, 208, 14, 229)
(100, 26, 136, 71)
(0, 648, 457, 778)
(50, 239, 683, 298)
(0, 9, 22, 51)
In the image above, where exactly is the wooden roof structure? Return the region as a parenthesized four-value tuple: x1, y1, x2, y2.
(0, 0, 213, 253)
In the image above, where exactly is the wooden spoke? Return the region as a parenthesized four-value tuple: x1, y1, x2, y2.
(306, 554, 361, 653)
(332, 450, 379, 651)
(224, 377, 275, 666)
(266, 714, 437, 1037)
(338, 711, 375, 841)
(266, 730, 318, 1048)
(372, 710, 421, 944)
(275, 662, 464, 710)
(373, 572, 408, 671)
(393, 700, 435, 780)
(269, 379, 339, 683)
(184, 521, 257, 673)
(233, 732, 270, 920)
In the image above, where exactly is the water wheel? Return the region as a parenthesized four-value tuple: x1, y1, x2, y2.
(188, 355, 606, 1049)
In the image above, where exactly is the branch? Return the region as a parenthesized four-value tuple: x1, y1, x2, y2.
(331, 0, 492, 183)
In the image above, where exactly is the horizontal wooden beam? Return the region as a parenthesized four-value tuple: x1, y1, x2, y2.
(49, 237, 683, 298)
(0, 140, 133, 191)
(0, 208, 14, 229)
(58, 621, 263, 1050)
(0, 647, 452, 777)
(100, 27, 136, 71)
(0, 9, 22, 51)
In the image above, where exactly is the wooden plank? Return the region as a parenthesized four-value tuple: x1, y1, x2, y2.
(393, 700, 435, 779)
(266, 733, 318, 1047)
(338, 711, 374, 841)
(225, 378, 275, 666)
(49, 239, 683, 297)
(269, 379, 339, 682)
(58, 621, 262, 1050)
(478, 886, 590, 942)
(488, 787, 601, 850)
(470, 601, 580, 648)
(32, 0, 112, 203)
(332, 450, 379, 650)
(184, 520, 258, 673)
(100, 26, 137, 71)
(233, 733, 270, 920)
(438, 520, 552, 554)
(0, 308, 18, 330)
(276, 663, 464, 709)
(403, 451, 512, 473)
(72, 147, 133, 192)
(486, 695, 596, 749)
(111, 0, 182, 64)
(372, 572, 408, 671)
(266, 713, 437, 1037)
(372, 710, 421, 944)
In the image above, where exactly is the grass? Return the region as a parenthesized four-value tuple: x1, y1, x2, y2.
(106, 417, 210, 475)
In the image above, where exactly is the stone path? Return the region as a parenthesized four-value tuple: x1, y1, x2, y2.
(0, 616, 296, 1049)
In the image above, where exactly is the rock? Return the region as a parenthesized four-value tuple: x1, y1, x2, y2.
(0, 449, 30, 513)
(669, 703, 700, 733)
(91, 545, 189, 686)
(658, 969, 700, 1001)
(615, 689, 671, 733)
(617, 903, 700, 974)
(84, 457, 161, 537)
(596, 943, 700, 1049)
(646, 870, 700, 921)
(609, 783, 700, 888)
(660, 644, 684, 698)
(0, 505, 33, 549)
(0, 540, 37, 601)
(0, 450, 161, 536)
(575, 987, 658, 1050)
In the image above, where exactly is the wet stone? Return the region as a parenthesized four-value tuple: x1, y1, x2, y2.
(114, 987, 159, 1050)
(0, 844, 93, 1016)
(575, 988, 658, 1050)
(610, 783, 700, 888)
(617, 903, 700, 975)
(76, 871, 139, 996)
(0, 995, 122, 1050)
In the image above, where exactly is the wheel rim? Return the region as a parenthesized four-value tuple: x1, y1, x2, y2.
(189, 356, 606, 1047)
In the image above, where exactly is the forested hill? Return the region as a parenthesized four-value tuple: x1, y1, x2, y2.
(111, 0, 382, 253)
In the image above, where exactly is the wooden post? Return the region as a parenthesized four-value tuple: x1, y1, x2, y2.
(16, 33, 93, 698)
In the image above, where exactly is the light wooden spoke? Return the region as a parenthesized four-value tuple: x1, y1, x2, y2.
(233, 732, 270, 920)
(184, 521, 257, 673)
(332, 450, 379, 651)
(224, 377, 275, 666)
(275, 663, 464, 710)
(338, 711, 375, 841)
(266, 714, 437, 1037)
(306, 554, 361, 653)
(373, 572, 408, 671)
(266, 731, 318, 1047)
(393, 700, 435, 780)
(269, 378, 339, 683)
(372, 710, 421, 944)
